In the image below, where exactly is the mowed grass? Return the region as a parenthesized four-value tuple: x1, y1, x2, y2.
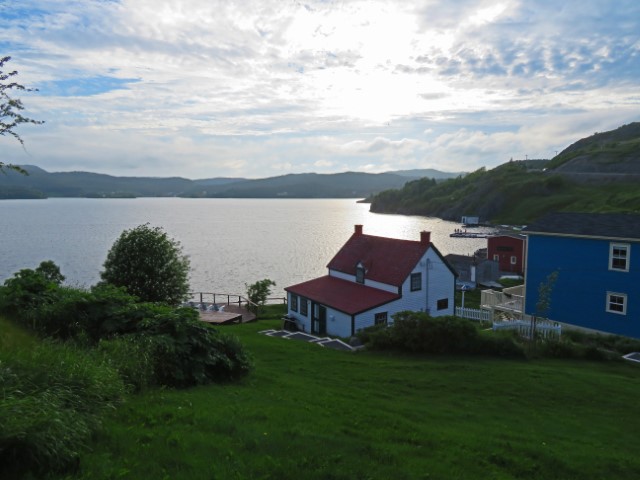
(68, 319, 640, 480)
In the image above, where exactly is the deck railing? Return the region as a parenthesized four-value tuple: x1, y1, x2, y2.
(188, 292, 287, 310)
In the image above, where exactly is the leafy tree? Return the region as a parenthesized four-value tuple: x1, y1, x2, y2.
(100, 224, 190, 305)
(1, 56, 44, 174)
(35, 260, 65, 285)
(245, 278, 276, 313)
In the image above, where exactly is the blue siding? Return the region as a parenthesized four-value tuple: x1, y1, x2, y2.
(524, 234, 639, 338)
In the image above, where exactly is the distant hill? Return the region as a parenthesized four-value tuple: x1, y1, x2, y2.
(183, 172, 420, 198)
(0, 166, 460, 199)
(369, 122, 640, 224)
(545, 122, 640, 177)
(383, 168, 463, 179)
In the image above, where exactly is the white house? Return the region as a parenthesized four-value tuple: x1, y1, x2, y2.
(284, 225, 457, 337)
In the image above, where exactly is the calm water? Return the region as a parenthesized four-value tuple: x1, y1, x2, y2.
(0, 198, 493, 297)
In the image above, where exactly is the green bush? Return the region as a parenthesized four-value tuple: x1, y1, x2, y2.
(476, 330, 526, 358)
(359, 312, 526, 358)
(139, 308, 253, 387)
(2, 265, 252, 390)
(0, 341, 125, 477)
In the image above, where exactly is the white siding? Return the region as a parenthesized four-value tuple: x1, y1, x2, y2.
(328, 268, 398, 293)
(424, 249, 455, 316)
(325, 308, 352, 338)
(353, 300, 411, 333)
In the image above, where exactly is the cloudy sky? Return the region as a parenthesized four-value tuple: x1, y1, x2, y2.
(2, 0, 639, 179)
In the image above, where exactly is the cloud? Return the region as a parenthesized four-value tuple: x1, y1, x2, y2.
(2, 0, 639, 178)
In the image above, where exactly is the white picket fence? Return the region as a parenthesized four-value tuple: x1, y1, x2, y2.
(456, 307, 562, 339)
(492, 319, 562, 339)
(455, 306, 491, 322)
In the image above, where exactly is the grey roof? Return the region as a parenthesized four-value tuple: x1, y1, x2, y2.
(523, 212, 640, 240)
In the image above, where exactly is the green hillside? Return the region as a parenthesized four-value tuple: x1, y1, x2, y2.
(370, 122, 640, 224)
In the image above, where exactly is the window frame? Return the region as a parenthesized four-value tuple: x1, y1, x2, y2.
(300, 297, 308, 316)
(606, 292, 627, 315)
(436, 298, 449, 311)
(374, 312, 388, 325)
(290, 294, 298, 312)
(356, 264, 365, 284)
(510, 255, 517, 265)
(609, 243, 630, 272)
(410, 272, 422, 291)
(493, 254, 500, 262)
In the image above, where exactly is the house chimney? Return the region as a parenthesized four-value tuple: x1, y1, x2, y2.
(355, 224, 363, 235)
(420, 231, 431, 246)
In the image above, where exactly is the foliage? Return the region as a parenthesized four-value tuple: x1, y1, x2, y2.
(369, 151, 640, 224)
(0, 262, 62, 318)
(1, 263, 251, 389)
(0, 338, 125, 478)
(100, 223, 190, 305)
(245, 278, 276, 313)
(139, 310, 253, 387)
(359, 311, 525, 357)
(1, 56, 43, 173)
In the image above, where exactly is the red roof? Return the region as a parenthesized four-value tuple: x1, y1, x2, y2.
(285, 275, 400, 315)
(327, 232, 430, 286)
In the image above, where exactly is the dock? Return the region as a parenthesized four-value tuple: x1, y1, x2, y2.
(450, 232, 491, 239)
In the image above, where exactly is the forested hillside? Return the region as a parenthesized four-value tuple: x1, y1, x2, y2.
(369, 122, 640, 224)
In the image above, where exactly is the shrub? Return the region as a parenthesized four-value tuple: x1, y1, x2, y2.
(139, 308, 253, 387)
(359, 312, 527, 358)
(0, 341, 125, 477)
(361, 312, 480, 354)
(476, 330, 526, 358)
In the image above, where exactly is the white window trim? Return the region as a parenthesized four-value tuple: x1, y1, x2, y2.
(606, 291, 627, 315)
(510, 256, 517, 265)
(609, 243, 630, 272)
(493, 254, 499, 262)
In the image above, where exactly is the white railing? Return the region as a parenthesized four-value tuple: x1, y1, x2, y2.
(481, 287, 524, 314)
(456, 306, 491, 322)
(492, 318, 561, 339)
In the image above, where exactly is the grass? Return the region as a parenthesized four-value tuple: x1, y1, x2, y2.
(65, 319, 640, 480)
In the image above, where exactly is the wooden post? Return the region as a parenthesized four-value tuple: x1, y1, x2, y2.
(199, 292, 203, 304)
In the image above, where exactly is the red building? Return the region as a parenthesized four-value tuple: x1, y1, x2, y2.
(487, 234, 526, 275)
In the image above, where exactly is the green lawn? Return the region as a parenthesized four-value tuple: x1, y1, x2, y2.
(68, 319, 640, 480)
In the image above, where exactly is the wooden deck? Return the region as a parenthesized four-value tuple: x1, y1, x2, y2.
(197, 303, 256, 324)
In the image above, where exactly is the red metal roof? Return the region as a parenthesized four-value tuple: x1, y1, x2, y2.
(327, 232, 430, 287)
(285, 275, 400, 315)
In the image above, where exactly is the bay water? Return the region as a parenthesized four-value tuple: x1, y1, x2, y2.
(0, 198, 493, 297)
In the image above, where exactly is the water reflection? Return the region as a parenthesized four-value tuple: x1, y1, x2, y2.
(0, 198, 493, 296)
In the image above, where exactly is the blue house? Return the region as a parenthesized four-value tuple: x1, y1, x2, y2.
(523, 212, 640, 338)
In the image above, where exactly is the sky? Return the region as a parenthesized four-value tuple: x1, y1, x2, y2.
(2, 0, 639, 179)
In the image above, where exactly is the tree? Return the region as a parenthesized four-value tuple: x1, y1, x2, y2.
(100, 224, 190, 305)
(245, 278, 276, 313)
(530, 270, 559, 342)
(1, 56, 44, 174)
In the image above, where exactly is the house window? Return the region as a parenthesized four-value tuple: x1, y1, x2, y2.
(356, 264, 365, 284)
(510, 256, 517, 265)
(610, 243, 630, 272)
(300, 297, 308, 316)
(493, 254, 499, 262)
(437, 298, 449, 311)
(290, 294, 298, 312)
(606, 292, 627, 315)
(375, 312, 388, 325)
(410, 272, 422, 291)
